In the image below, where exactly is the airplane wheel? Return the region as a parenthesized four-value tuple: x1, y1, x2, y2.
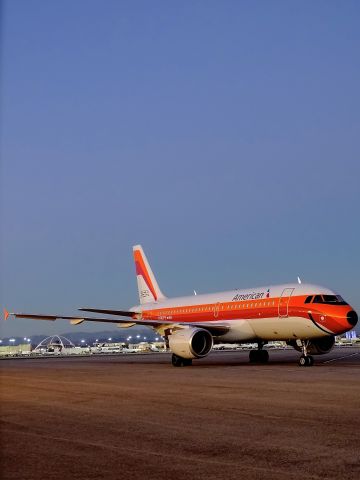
(249, 350, 269, 364)
(299, 355, 314, 367)
(260, 350, 269, 363)
(171, 354, 184, 367)
(249, 350, 257, 363)
(299, 356, 307, 366)
(182, 358, 193, 366)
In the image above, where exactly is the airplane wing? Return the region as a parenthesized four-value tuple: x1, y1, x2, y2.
(78, 307, 138, 317)
(78, 307, 230, 334)
(4, 308, 230, 335)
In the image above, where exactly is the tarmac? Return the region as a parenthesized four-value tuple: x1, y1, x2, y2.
(1, 347, 359, 480)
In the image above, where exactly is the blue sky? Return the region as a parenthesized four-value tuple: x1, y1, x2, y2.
(1, 0, 359, 337)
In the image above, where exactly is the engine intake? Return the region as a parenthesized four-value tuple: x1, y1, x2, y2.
(169, 328, 213, 359)
(288, 336, 335, 355)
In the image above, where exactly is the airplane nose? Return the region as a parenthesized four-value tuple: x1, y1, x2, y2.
(347, 311, 358, 327)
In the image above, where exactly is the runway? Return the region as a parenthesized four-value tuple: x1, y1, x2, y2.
(1, 348, 360, 480)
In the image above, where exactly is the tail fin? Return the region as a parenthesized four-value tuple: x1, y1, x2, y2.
(133, 245, 166, 304)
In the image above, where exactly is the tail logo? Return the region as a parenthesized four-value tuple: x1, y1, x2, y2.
(266, 289, 270, 298)
(134, 250, 158, 301)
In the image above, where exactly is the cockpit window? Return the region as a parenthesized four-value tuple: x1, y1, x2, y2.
(308, 294, 348, 305)
(313, 295, 323, 303)
(323, 295, 348, 305)
(323, 295, 338, 303)
(304, 296, 313, 304)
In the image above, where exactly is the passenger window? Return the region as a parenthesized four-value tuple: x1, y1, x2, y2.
(304, 296, 313, 304)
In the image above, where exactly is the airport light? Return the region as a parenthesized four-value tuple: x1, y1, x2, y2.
(9, 338, 15, 343)
(81, 339, 85, 344)
(136, 335, 140, 339)
(0, 340, 2, 344)
(108, 337, 112, 342)
(143, 337, 147, 340)
(155, 337, 159, 341)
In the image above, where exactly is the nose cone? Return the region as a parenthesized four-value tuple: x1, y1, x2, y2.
(347, 310, 358, 327)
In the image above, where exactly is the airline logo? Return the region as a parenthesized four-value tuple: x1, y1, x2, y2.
(266, 289, 270, 298)
(134, 249, 158, 301)
(232, 291, 266, 301)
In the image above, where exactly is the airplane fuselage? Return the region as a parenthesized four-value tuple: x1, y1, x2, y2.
(134, 282, 357, 342)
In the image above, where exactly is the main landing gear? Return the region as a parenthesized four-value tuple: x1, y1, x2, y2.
(249, 343, 269, 364)
(298, 341, 314, 367)
(171, 354, 192, 367)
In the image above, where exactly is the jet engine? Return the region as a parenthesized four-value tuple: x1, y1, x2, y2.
(168, 328, 213, 359)
(288, 336, 335, 355)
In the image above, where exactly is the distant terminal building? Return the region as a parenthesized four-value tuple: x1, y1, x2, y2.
(336, 330, 359, 345)
(0, 343, 31, 357)
(33, 335, 77, 354)
(345, 330, 358, 341)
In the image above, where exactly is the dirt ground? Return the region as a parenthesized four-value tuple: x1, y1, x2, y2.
(1, 349, 360, 480)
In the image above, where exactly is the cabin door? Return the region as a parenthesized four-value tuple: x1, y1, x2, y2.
(213, 302, 220, 319)
(278, 288, 294, 318)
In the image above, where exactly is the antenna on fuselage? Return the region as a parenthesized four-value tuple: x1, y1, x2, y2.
(297, 276, 302, 284)
(193, 290, 197, 295)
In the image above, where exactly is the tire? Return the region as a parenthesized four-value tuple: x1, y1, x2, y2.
(299, 355, 307, 366)
(171, 354, 184, 367)
(260, 350, 269, 363)
(250, 350, 269, 364)
(182, 358, 193, 366)
(307, 356, 314, 366)
(249, 350, 257, 363)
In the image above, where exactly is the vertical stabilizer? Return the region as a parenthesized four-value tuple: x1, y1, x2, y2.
(133, 245, 166, 304)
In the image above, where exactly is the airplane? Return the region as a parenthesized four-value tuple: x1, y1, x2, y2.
(4, 245, 358, 367)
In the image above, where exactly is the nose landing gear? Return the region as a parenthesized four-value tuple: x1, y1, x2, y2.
(298, 340, 314, 367)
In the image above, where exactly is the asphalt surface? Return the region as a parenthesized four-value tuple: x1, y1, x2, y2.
(1, 348, 360, 480)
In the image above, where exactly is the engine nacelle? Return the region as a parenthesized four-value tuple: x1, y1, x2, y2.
(168, 328, 213, 359)
(288, 336, 335, 355)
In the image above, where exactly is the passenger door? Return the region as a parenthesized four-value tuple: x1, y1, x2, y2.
(278, 288, 295, 318)
(213, 302, 221, 319)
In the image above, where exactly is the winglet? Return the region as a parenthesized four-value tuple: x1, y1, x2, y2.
(4, 309, 10, 321)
